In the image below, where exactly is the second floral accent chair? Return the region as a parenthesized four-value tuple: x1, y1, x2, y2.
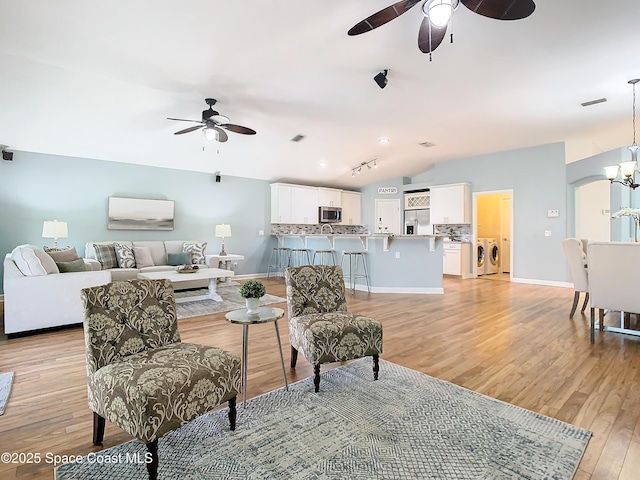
(81, 279, 241, 480)
(285, 265, 383, 392)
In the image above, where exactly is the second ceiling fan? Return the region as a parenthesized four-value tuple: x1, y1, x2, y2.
(348, 0, 536, 56)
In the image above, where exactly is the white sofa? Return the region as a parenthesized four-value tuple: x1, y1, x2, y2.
(3, 253, 111, 335)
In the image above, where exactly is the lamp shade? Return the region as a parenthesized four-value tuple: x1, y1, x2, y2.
(215, 224, 231, 238)
(42, 220, 68, 239)
(604, 165, 620, 180)
(620, 161, 637, 178)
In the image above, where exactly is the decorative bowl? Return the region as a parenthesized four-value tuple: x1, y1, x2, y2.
(177, 265, 200, 274)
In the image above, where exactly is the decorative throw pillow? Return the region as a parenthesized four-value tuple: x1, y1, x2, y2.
(183, 242, 207, 265)
(44, 246, 79, 263)
(133, 246, 155, 268)
(56, 258, 87, 273)
(11, 244, 50, 276)
(114, 243, 136, 268)
(93, 244, 118, 270)
(167, 252, 191, 266)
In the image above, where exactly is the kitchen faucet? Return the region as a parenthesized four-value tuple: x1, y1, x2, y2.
(321, 224, 334, 235)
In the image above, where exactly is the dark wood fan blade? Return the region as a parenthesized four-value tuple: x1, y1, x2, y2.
(220, 124, 257, 135)
(213, 127, 228, 142)
(174, 125, 203, 135)
(348, 0, 422, 35)
(461, 0, 535, 20)
(167, 117, 203, 124)
(418, 17, 448, 53)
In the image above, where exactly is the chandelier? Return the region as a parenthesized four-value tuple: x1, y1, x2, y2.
(605, 79, 640, 189)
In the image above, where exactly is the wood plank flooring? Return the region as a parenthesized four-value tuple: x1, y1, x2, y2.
(1, 276, 639, 479)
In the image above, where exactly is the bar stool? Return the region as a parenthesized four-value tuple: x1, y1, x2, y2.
(288, 248, 313, 267)
(313, 249, 336, 266)
(340, 251, 371, 295)
(267, 247, 291, 279)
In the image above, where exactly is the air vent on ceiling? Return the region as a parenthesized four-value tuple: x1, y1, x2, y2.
(290, 134, 306, 142)
(581, 98, 607, 107)
(419, 141, 435, 148)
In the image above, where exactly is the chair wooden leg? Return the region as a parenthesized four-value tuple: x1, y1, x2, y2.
(146, 440, 158, 480)
(228, 396, 237, 431)
(590, 307, 595, 343)
(290, 346, 298, 368)
(92, 412, 105, 446)
(570, 291, 580, 318)
(580, 292, 589, 313)
(373, 354, 379, 380)
(313, 364, 321, 392)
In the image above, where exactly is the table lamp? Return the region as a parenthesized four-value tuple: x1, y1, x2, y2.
(42, 220, 68, 248)
(215, 223, 231, 256)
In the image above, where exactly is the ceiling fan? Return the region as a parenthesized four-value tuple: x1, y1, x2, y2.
(348, 0, 536, 57)
(167, 98, 256, 142)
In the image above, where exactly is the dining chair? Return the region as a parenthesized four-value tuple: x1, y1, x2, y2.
(562, 238, 589, 318)
(587, 241, 640, 343)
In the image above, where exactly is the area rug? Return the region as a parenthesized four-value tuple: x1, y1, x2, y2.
(0, 372, 14, 415)
(55, 359, 591, 479)
(174, 282, 286, 319)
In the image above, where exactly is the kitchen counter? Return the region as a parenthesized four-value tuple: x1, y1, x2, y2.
(274, 233, 445, 251)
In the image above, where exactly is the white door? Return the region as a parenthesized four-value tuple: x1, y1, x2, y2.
(375, 199, 401, 234)
(500, 195, 511, 273)
(575, 180, 610, 241)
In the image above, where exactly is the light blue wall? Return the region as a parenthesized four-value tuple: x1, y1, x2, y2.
(360, 142, 568, 283)
(0, 151, 276, 293)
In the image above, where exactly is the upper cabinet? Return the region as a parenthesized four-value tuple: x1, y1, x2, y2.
(271, 183, 319, 224)
(341, 191, 362, 225)
(430, 183, 471, 224)
(318, 187, 342, 207)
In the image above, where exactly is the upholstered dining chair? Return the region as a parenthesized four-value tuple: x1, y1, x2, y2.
(285, 264, 383, 392)
(562, 238, 589, 318)
(81, 279, 241, 480)
(587, 241, 640, 343)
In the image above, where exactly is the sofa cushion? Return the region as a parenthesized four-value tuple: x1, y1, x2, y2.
(44, 246, 80, 263)
(114, 243, 136, 268)
(11, 244, 55, 276)
(57, 258, 88, 273)
(85, 241, 133, 261)
(167, 252, 191, 266)
(94, 244, 118, 270)
(133, 241, 166, 266)
(133, 246, 155, 268)
(183, 242, 207, 265)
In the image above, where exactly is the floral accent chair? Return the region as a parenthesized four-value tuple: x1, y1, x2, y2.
(285, 265, 383, 392)
(81, 279, 241, 480)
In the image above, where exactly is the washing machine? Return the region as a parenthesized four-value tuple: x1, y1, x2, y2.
(476, 238, 487, 275)
(486, 238, 499, 274)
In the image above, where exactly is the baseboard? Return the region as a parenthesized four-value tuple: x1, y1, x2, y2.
(346, 283, 444, 295)
(511, 277, 573, 288)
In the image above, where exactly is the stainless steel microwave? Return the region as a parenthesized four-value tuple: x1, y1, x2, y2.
(319, 206, 342, 223)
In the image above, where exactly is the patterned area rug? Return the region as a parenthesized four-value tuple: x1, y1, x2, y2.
(0, 372, 14, 415)
(174, 282, 285, 319)
(55, 359, 591, 479)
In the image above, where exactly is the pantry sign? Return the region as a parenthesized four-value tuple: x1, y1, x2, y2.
(377, 187, 398, 195)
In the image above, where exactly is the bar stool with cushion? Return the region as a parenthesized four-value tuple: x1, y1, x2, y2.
(267, 247, 291, 279)
(288, 248, 312, 267)
(340, 251, 371, 294)
(285, 265, 383, 392)
(313, 249, 336, 265)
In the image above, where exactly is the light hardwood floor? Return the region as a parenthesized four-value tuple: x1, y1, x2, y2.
(1, 276, 640, 479)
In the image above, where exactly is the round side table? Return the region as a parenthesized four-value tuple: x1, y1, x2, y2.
(225, 306, 288, 406)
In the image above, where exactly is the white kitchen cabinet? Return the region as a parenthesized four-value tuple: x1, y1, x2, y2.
(318, 187, 342, 208)
(340, 191, 362, 225)
(443, 243, 462, 275)
(430, 183, 471, 224)
(271, 183, 318, 224)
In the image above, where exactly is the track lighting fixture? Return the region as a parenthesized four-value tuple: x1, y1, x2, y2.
(374, 69, 389, 89)
(351, 159, 378, 177)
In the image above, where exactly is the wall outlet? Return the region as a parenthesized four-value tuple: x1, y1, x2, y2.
(395, 252, 400, 259)
(258, 230, 264, 236)
(547, 209, 559, 218)
(544, 230, 552, 237)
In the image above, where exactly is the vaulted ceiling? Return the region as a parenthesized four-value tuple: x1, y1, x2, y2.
(1, 0, 639, 188)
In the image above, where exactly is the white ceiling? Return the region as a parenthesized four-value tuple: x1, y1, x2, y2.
(1, 0, 639, 188)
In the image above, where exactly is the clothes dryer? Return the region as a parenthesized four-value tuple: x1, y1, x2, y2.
(476, 238, 487, 275)
(486, 238, 499, 274)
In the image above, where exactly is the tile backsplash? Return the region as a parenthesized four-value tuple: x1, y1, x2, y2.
(270, 224, 369, 235)
(433, 224, 471, 242)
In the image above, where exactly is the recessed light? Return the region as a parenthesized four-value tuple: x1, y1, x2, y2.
(378, 137, 390, 144)
(319, 162, 327, 168)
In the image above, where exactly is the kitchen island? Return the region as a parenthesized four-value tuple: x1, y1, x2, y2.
(272, 232, 446, 294)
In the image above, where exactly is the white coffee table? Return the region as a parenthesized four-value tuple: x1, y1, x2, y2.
(138, 268, 234, 302)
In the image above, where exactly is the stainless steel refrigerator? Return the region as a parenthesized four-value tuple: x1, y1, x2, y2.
(404, 209, 431, 235)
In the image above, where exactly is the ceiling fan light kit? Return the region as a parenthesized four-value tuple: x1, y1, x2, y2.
(423, 0, 459, 28)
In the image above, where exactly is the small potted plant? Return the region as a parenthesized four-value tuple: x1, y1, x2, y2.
(239, 279, 266, 314)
